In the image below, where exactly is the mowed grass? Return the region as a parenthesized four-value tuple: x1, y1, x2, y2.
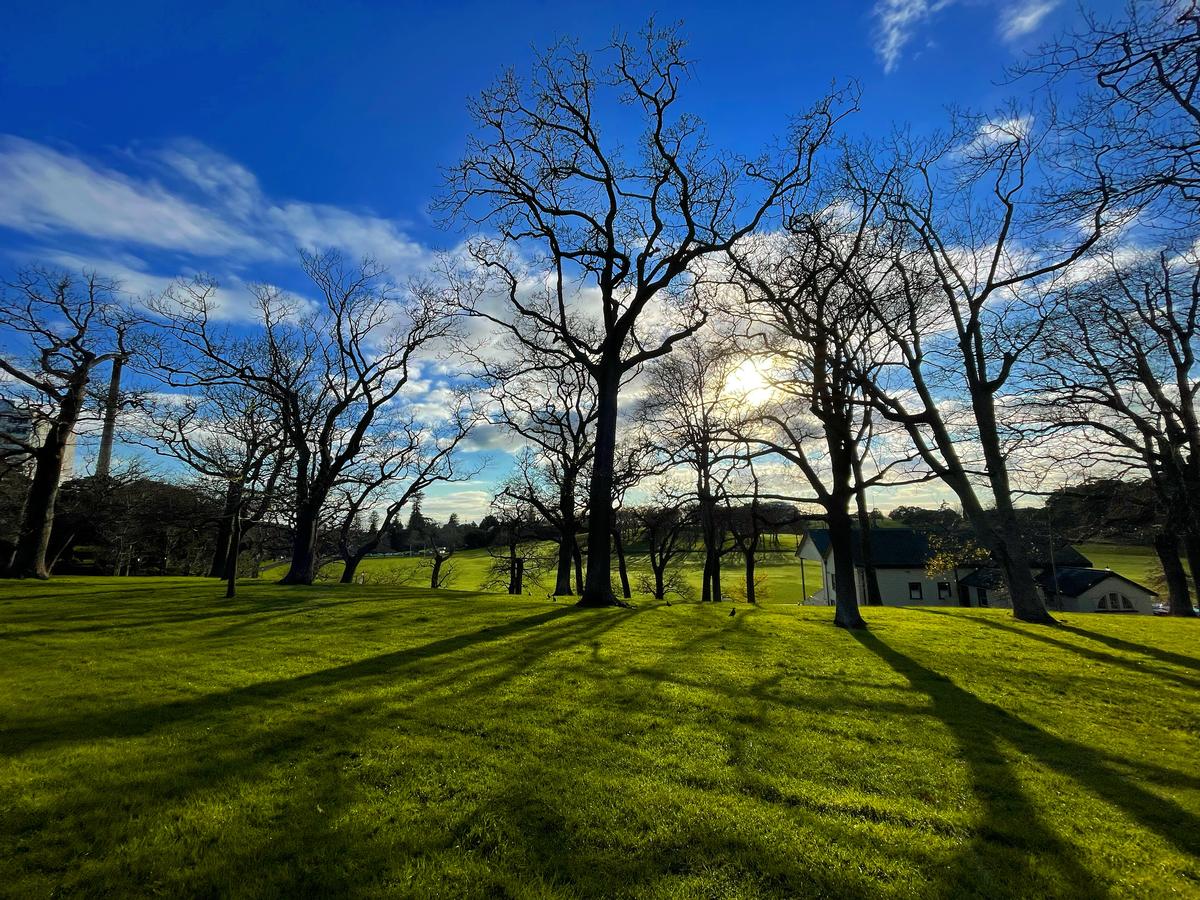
(312, 544, 824, 604)
(1077, 542, 1186, 588)
(2, 579, 1199, 898)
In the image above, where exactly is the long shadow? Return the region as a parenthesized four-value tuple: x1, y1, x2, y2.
(0, 597, 376, 640)
(2, 605, 580, 755)
(909, 609, 1200, 692)
(853, 630, 1200, 896)
(1058, 622, 1200, 674)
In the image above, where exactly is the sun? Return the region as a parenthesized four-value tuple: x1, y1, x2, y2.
(724, 356, 777, 406)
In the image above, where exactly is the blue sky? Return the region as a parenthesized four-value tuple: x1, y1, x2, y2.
(0, 1, 1122, 519)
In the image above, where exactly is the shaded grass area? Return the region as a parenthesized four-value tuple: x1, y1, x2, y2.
(2, 578, 1198, 897)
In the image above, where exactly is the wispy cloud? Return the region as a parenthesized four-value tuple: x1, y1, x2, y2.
(872, 0, 1060, 72)
(0, 136, 259, 256)
(874, 0, 951, 74)
(0, 135, 431, 274)
(998, 0, 1059, 42)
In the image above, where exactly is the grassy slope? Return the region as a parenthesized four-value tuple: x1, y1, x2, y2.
(1076, 542, 1184, 588)
(2, 578, 1198, 898)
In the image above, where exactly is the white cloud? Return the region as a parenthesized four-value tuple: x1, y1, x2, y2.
(998, 1, 1059, 42)
(872, 0, 1060, 72)
(0, 135, 432, 274)
(0, 136, 260, 255)
(873, 0, 954, 74)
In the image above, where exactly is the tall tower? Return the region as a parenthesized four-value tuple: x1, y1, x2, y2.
(95, 355, 123, 480)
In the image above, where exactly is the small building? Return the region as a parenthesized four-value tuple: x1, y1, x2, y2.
(1036, 567, 1157, 614)
(797, 527, 979, 607)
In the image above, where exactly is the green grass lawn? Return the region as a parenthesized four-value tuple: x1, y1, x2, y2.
(298, 538, 1156, 605)
(307, 544, 824, 604)
(2, 578, 1198, 897)
(1076, 542, 1185, 589)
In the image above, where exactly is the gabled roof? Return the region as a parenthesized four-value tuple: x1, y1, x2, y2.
(1035, 567, 1157, 598)
(802, 527, 932, 568)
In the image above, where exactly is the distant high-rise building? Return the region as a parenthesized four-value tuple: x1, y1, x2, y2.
(0, 399, 75, 479)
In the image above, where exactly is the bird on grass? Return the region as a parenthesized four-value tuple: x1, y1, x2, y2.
(729, 607, 736, 617)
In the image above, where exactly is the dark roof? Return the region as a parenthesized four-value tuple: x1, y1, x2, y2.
(1030, 545, 1093, 568)
(803, 527, 932, 568)
(1035, 567, 1156, 598)
(959, 568, 1005, 590)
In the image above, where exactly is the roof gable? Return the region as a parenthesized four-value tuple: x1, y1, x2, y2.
(1036, 567, 1157, 598)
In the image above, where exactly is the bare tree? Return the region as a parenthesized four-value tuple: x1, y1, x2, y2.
(839, 117, 1114, 624)
(331, 404, 476, 584)
(440, 23, 851, 605)
(727, 187, 924, 628)
(139, 383, 288, 597)
(1033, 251, 1200, 616)
(148, 251, 456, 585)
(627, 491, 691, 601)
(485, 483, 552, 595)
(0, 269, 135, 579)
(639, 338, 751, 603)
(1020, 1, 1200, 229)
(486, 355, 596, 595)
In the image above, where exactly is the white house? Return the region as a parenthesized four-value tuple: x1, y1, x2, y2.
(1036, 567, 1157, 614)
(797, 526, 1157, 613)
(797, 527, 981, 607)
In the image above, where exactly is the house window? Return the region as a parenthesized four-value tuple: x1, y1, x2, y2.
(977, 587, 989, 607)
(909, 582, 923, 601)
(937, 581, 952, 601)
(1099, 592, 1137, 612)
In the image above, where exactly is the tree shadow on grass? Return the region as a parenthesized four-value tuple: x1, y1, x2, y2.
(1058, 622, 1200, 674)
(851, 629, 1200, 897)
(2, 605, 583, 755)
(911, 609, 1200, 692)
(3, 604, 648, 895)
(0, 597, 380, 640)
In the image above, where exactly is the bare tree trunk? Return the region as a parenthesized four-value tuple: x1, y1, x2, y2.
(1154, 531, 1195, 616)
(1183, 529, 1200, 612)
(744, 541, 757, 605)
(580, 361, 621, 607)
(554, 538, 574, 596)
(572, 539, 584, 593)
(828, 505, 866, 629)
(975, 397, 1057, 624)
(209, 482, 240, 579)
(652, 561, 666, 600)
(9, 386, 84, 579)
(225, 514, 241, 599)
(340, 553, 365, 584)
(280, 504, 321, 585)
(613, 527, 631, 599)
(510, 556, 524, 595)
(95, 355, 123, 481)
